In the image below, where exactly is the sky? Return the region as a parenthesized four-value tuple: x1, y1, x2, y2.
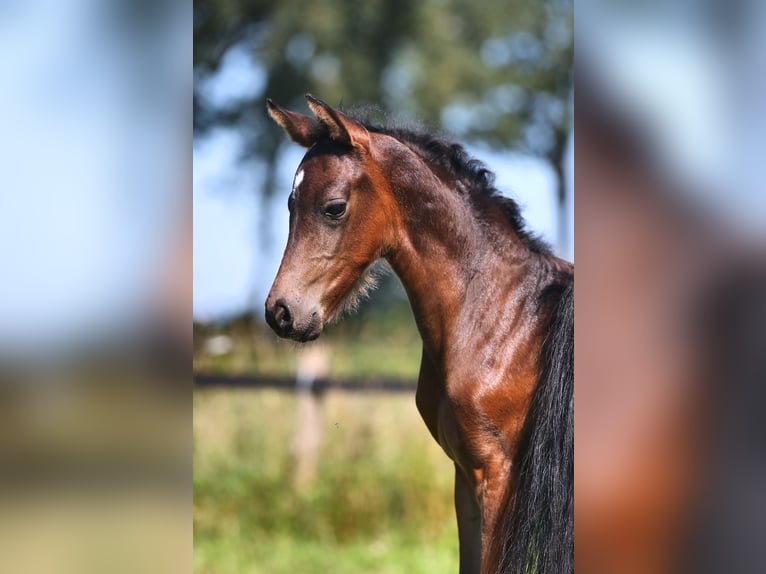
(0, 0, 574, 339)
(0, 1, 759, 348)
(0, 0, 188, 353)
(7, 1, 753, 342)
(577, 0, 766, 233)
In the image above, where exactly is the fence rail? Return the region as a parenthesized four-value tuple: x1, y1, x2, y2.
(193, 373, 417, 393)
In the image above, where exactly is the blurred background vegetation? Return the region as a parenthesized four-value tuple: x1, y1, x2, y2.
(194, 389, 458, 573)
(194, 0, 572, 235)
(194, 0, 572, 571)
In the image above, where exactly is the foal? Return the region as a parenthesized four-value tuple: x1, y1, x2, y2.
(265, 95, 573, 574)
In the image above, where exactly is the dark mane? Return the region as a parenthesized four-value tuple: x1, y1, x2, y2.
(348, 110, 552, 256)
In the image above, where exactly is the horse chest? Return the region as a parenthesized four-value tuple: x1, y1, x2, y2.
(435, 398, 464, 461)
(421, 389, 491, 479)
(416, 379, 466, 463)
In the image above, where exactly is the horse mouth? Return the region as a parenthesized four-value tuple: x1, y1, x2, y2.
(288, 323, 322, 342)
(265, 311, 323, 343)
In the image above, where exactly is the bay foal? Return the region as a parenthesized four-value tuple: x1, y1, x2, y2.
(265, 95, 573, 573)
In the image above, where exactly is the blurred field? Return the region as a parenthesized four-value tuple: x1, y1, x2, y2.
(194, 291, 423, 380)
(194, 388, 458, 573)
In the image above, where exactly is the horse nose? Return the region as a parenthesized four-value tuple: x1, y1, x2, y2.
(265, 297, 293, 334)
(274, 299, 292, 329)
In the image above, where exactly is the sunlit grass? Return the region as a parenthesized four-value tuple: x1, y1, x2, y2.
(194, 389, 458, 573)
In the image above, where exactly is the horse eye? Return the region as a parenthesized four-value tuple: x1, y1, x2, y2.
(323, 200, 347, 219)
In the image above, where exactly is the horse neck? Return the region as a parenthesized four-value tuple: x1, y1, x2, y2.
(375, 138, 542, 366)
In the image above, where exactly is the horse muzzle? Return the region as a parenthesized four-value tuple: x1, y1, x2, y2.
(264, 296, 323, 342)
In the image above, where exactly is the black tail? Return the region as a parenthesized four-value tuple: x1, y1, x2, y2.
(500, 281, 574, 573)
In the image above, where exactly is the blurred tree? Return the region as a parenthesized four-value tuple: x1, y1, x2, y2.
(194, 0, 572, 246)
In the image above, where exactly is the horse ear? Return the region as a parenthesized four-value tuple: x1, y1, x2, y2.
(305, 94, 370, 150)
(266, 99, 319, 147)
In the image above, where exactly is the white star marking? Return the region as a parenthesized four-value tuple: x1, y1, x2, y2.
(293, 169, 304, 196)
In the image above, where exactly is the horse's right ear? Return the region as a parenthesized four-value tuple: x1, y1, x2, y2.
(266, 99, 319, 147)
(305, 94, 370, 151)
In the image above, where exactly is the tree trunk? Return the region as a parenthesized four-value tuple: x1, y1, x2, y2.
(550, 132, 571, 259)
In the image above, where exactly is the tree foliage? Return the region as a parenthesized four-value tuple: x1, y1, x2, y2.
(194, 0, 572, 202)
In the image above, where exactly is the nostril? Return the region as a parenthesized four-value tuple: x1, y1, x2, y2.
(274, 299, 292, 328)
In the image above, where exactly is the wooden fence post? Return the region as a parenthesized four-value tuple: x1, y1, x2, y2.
(292, 345, 329, 491)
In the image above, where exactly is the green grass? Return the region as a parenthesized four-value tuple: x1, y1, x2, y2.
(194, 389, 458, 573)
(194, 531, 459, 574)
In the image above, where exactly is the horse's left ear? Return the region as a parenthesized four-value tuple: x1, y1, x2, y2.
(305, 94, 370, 151)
